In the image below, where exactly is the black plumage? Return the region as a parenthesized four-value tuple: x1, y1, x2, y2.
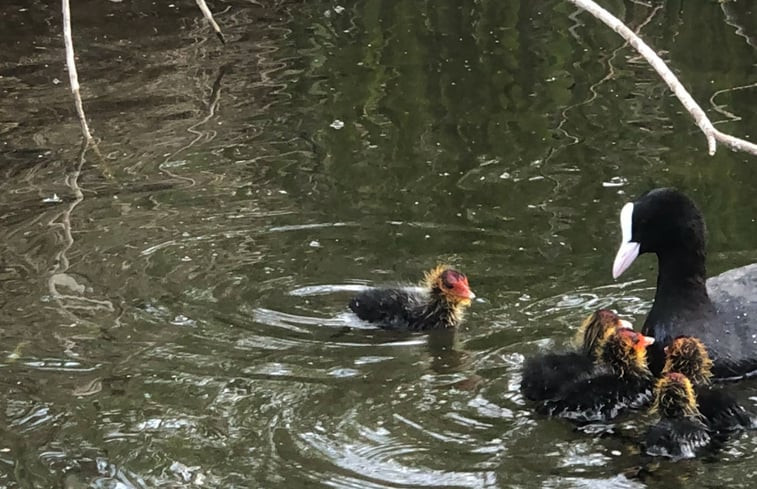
(662, 336, 754, 432)
(540, 329, 655, 423)
(644, 372, 713, 460)
(521, 309, 632, 401)
(645, 417, 712, 461)
(611, 188, 757, 378)
(348, 266, 474, 331)
(697, 387, 754, 433)
(541, 371, 653, 423)
(522, 351, 591, 402)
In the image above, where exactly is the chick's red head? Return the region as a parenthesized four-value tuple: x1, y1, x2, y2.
(440, 269, 475, 302)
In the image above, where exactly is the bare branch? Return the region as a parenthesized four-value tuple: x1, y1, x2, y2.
(195, 0, 226, 44)
(48, 140, 115, 326)
(62, 0, 93, 142)
(566, 0, 757, 157)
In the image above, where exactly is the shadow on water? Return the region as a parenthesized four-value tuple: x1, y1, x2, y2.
(1, 0, 757, 487)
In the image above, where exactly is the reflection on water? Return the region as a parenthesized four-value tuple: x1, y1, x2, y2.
(1, 0, 757, 487)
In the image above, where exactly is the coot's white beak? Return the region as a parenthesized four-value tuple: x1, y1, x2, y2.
(613, 242, 640, 279)
(612, 202, 640, 279)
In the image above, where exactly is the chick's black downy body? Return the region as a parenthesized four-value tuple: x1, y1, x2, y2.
(521, 310, 632, 401)
(645, 373, 713, 460)
(662, 336, 754, 433)
(521, 351, 591, 402)
(696, 387, 754, 432)
(645, 417, 712, 460)
(542, 369, 653, 423)
(541, 329, 655, 423)
(349, 266, 474, 331)
(349, 288, 452, 330)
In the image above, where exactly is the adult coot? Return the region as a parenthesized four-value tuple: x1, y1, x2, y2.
(612, 188, 757, 378)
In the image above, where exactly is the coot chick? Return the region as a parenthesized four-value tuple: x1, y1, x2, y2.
(645, 372, 711, 461)
(611, 188, 757, 378)
(662, 335, 713, 386)
(521, 309, 633, 401)
(664, 336, 753, 432)
(348, 265, 475, 331)
(541, 329, 655, 423)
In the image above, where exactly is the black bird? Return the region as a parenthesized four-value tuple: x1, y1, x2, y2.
(645, 372, 712, 461)
(611, 188, 757, 378)
(663, 336, 753, 432)
(541, 329, 655, 423)
(521, 309, 633, 401)
(348, 265, 475, 331)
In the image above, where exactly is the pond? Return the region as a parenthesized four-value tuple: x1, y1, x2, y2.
(1, 0, 757, 487)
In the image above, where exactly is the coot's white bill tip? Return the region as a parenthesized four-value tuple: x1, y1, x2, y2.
(612, 241, 641, 279)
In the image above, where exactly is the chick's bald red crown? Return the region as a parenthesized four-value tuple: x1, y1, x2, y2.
(439, 269, 475, 300)
(595, 309, 634, 331)
(663, 372, 689, 383)
(617, 328, 655, 349)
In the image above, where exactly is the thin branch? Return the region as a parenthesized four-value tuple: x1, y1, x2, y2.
(48, 140, 115, 327)
(195, 0, 226, 44)
(159, 65, 230, 188)
(566, 0, 757, 157)
(62, 0, 93, 142)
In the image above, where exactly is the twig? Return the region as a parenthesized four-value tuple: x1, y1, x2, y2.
(195, 0, 226, 44)
(62, 0, 94, 142)
(566, 0, 757, 157)
(159, 65, 230, 188)
(48, 140, 115, 327)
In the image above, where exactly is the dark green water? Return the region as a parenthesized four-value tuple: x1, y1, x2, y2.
(1, 0, 757, 487)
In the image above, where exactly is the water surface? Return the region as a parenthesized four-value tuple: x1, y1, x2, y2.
(1, 0, 757, 487)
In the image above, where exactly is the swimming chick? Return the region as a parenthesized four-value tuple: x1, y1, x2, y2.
(521, 309, 633, 401)
(663, 336, 753, 432)
(348, 265, 475, 331)
(541, 329, 655, 423)
(645, 372, 712, 460)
